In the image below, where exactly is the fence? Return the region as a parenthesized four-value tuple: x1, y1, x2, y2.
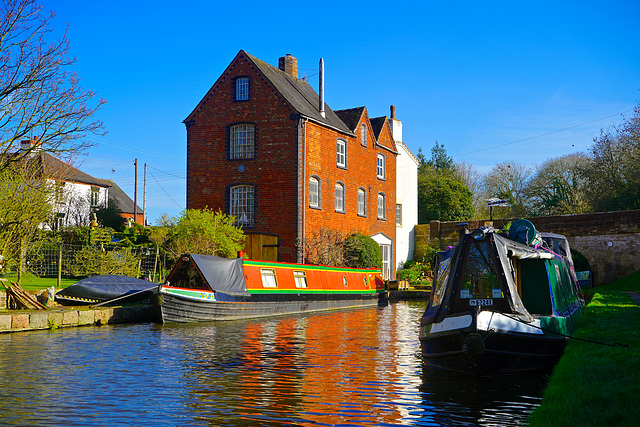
(23, 243, 167, 282)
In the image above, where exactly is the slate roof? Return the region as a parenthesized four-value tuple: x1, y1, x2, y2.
(6, 151, 110, 187)
(102, 179, 142, 214)
(243, 52, 353, 135)
(334, 107, 366, 132)
(369, 116, 387, 139)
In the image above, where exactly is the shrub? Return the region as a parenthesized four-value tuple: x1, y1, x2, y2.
(343, 233, 382, 269)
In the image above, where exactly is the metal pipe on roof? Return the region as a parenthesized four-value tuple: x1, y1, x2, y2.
(319, 58, 325, 118)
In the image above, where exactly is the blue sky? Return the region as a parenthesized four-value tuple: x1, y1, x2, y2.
(41, 0, 640, 224)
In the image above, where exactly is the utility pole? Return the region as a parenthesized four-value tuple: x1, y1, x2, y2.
(143, 163, 147, 226)
(134, 158, 138, 224)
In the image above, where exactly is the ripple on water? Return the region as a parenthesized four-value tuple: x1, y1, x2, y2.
(0, 301, 546, 426)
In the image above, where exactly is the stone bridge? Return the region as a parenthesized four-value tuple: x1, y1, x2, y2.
(415, 210, 640, 286)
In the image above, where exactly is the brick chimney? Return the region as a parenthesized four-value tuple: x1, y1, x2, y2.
(278, 54, 297, 78)
(21, 136, 41, 152)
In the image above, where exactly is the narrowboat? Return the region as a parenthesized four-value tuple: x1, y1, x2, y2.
(420, 219, 584, 375)
(157, 254, 387, 323)
(55, 275, 157, 305)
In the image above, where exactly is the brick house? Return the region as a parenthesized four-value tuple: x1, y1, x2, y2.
(185, 50, 398, 279)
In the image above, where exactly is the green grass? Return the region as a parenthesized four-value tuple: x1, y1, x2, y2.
(0, 273, 77, 290)
(528, 274, 640, 426)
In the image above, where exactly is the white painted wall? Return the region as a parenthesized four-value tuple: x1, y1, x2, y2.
(390, 117, 419, 275)
(50, 179, 109, 227)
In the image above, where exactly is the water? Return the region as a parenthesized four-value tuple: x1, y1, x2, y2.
(0, 301, 548, 426)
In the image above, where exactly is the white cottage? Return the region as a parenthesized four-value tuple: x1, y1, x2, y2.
(18, 140, 110, 228)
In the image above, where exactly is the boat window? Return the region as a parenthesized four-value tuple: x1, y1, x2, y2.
(293, 271, 308, 288)
(168, 261, 208, 290)
(260, 269, 278, 288)
(459, 241, 502, 300)
(363, 276, 368, 288)
(343, 276, 348, 287)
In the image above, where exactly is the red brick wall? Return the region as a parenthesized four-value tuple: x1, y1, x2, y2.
(186, 52, 397, 273)
(186, 53, 300, 261)
(303, 117, 397, 275)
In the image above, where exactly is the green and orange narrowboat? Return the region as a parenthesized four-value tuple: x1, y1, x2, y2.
(157, 254, 387, 323)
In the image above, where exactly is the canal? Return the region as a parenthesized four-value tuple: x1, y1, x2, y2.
(0, 301, 548, 426)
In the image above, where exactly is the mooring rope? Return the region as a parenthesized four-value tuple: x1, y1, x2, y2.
(498, 312, 629, 349)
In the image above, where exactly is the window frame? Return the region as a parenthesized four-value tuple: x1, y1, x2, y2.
(293, 270, 308, 288)
(336, 138, 347, 169)
(309, 175, 321, 209)
(90, 187, 100, 207)
(335, 182, 345, 213)
(360, 123, 367, 146)
(376, 153, 386, 180)
(230, 123, 256, 160)
(377, 193, 386, 220)
(396, 203, 402, 226)
(357, 187, 366, 217)
(260, 268, 278, 288)
(230, 184, 255, 227)
(234, 77, 250, 101)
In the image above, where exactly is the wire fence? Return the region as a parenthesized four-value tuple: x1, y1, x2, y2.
(23, 243, 167, 282)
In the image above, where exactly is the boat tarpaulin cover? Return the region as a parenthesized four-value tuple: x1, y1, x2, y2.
(190, 254, 250, 296)
(56, 275, 157, 302)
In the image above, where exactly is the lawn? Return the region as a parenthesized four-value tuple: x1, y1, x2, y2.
(0, 273, 77, 290)
(527, 274, 640, 426)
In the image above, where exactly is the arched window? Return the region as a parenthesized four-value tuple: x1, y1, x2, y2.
(230, 124, 255, 159)
(230, 184, 255, 227)
(357, 187, 366, 216)
(309, 176, 321, 208)
(335, 182, 345, 213)
(377, 193, 386, 220)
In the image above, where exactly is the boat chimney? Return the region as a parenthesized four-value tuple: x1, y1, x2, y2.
(457, 223, 470, 238)
(319, 58, 325, 118)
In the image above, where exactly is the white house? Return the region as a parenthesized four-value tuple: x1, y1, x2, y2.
(18, 139, 110, 228)
(388, 107, 419, 271)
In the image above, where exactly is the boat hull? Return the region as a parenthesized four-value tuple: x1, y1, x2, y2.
(159, 286, 387, 322)
(420, 327, 568, 375)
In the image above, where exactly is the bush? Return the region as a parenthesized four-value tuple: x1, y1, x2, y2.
(342, 233, 382, 269)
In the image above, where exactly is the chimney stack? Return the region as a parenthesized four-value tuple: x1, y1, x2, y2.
(319, 58, 325, 118)
(390, 105, 396, 119)
(388, 105, 402, 142)
(278, 54, 298, 78)
(21, 136, 41, 152)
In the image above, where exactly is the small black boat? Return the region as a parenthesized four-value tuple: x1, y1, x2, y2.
(55, 275, 157, 305)
(420, 219, 583, 375)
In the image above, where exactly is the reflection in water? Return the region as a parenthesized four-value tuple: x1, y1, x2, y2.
(0, 301, 547, 426)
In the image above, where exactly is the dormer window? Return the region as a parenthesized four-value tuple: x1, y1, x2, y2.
(235, 77, 249, 101)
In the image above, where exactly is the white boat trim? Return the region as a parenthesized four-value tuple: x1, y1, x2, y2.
(476, 311, 543, 335)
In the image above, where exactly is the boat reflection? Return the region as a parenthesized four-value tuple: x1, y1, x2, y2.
(165, 301, 546, 426)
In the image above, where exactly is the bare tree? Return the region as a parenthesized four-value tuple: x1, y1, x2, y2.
(482, 161, 532, 218)
(0, 0, 105, 170)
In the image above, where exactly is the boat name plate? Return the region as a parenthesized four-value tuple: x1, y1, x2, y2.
(469, 299, 493, 307)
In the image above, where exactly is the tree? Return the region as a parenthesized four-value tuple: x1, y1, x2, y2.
(525, 153, 592, 216)
(417, 141, 474, 222)
(418, 174, 473, 223)
(94, 199, 126, 231)
(0, 0, 105, 170)
(584, 102, 640, 211)
(0, 160, 52, 271)
(165, 208, 245, 260)
(482, 161, 531, 218)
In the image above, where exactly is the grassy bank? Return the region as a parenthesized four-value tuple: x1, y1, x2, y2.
(0, 273, 77, 290)
(528, 275, 640, 426)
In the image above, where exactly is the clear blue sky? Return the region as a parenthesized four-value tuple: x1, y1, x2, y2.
(41, 0, 640, 224)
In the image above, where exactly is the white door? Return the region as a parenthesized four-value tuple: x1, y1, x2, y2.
(380, 244, 391, 280)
